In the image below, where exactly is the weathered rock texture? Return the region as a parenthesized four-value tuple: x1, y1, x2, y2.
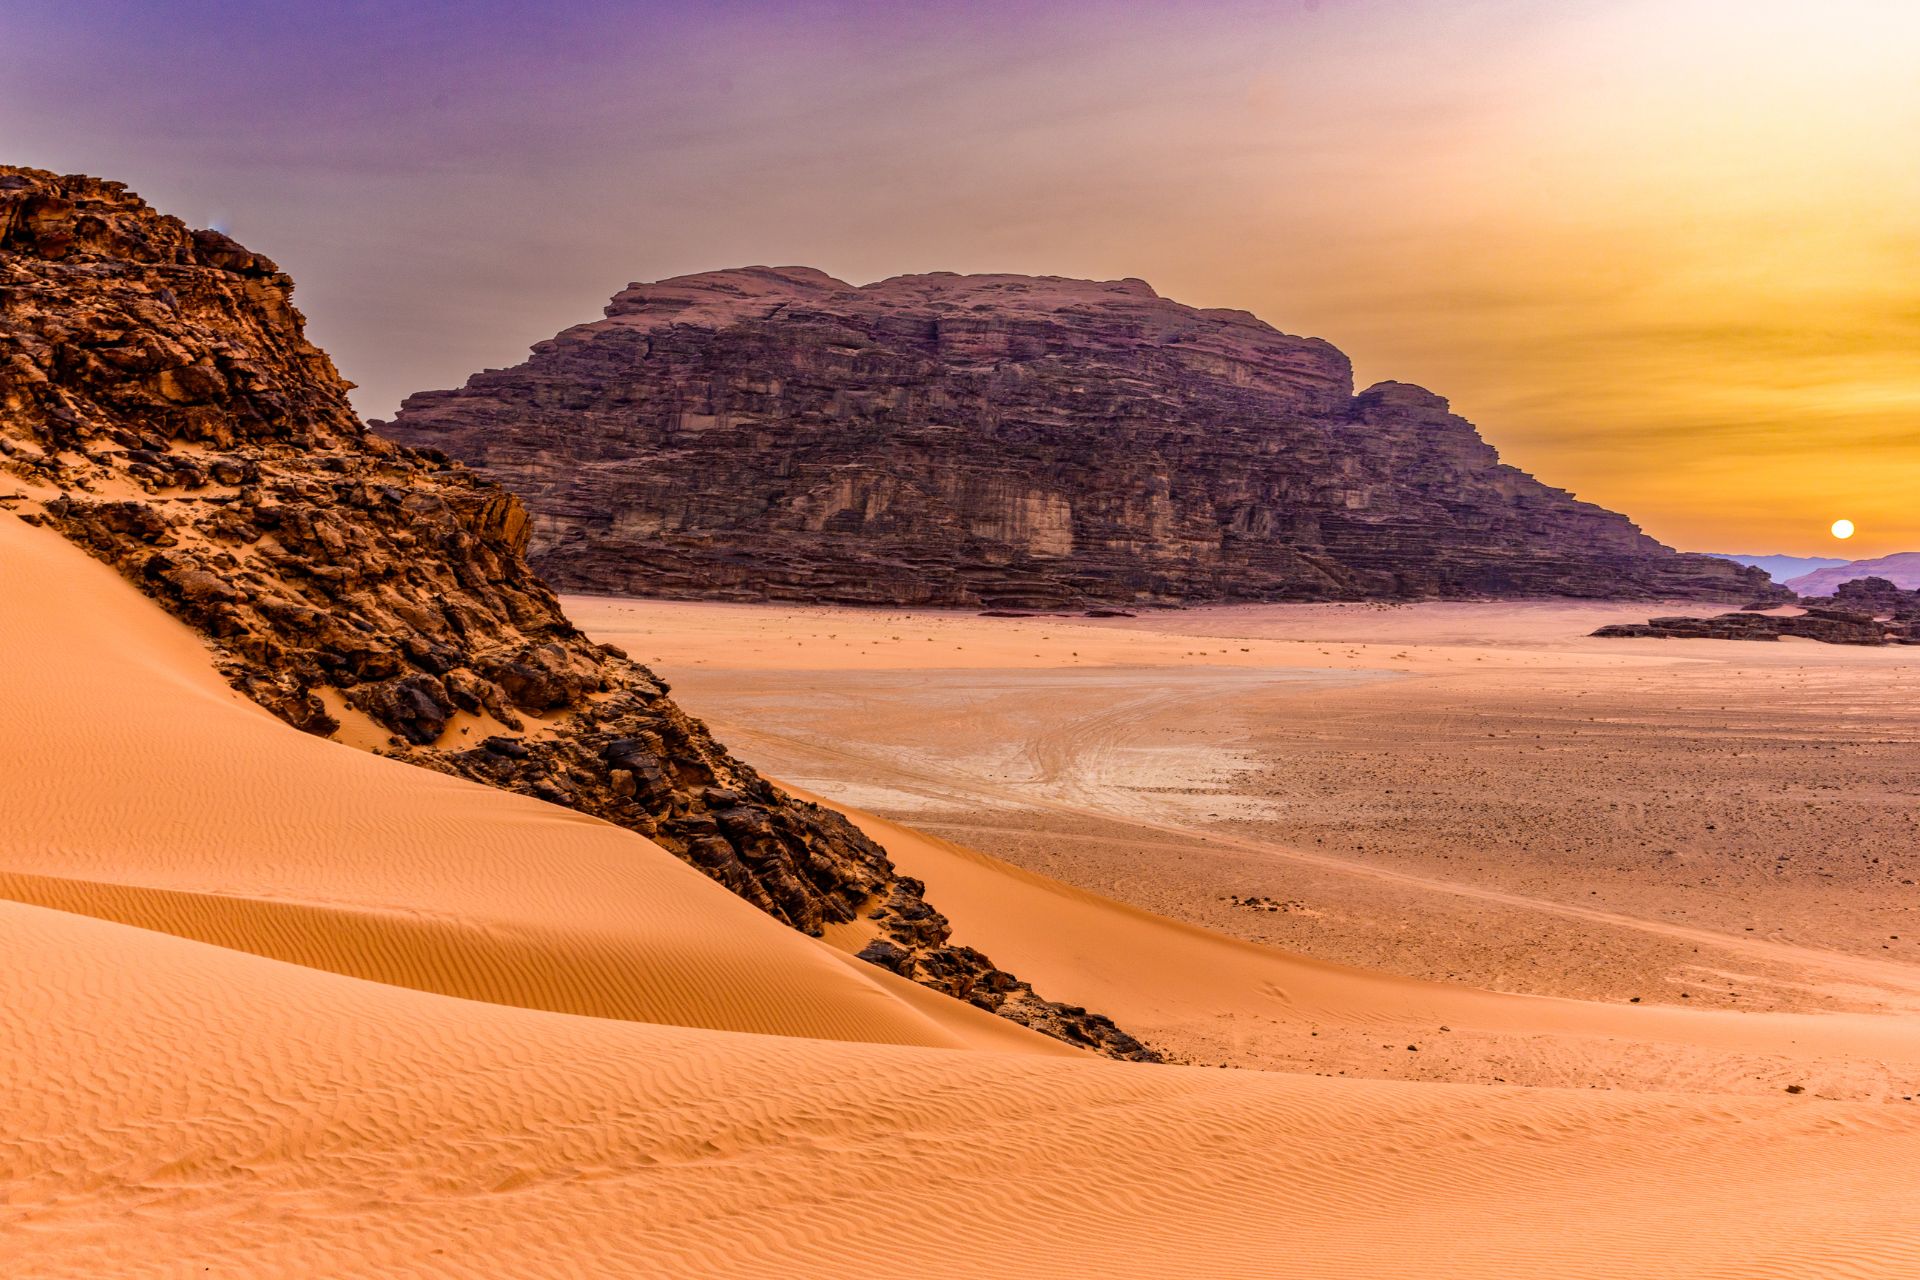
(1824, 576, 1920, 617)
(1593, 580, 1920, 646)
(0, 167, 1152, 1059)
(380, 266, 1774, 607)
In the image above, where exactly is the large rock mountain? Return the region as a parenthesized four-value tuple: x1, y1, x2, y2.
(0, 167, 1150, 1059)
(381, 267, 1771, 607)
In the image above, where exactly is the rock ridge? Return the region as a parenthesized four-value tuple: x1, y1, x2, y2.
(0, 167, 1153, 1060)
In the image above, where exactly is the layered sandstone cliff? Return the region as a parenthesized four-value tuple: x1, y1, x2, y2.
(0, 168, 1151, 1059)
(381, 266, 1772, 607)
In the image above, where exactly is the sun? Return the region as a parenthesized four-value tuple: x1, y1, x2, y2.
(1831, 519, 1855, 540)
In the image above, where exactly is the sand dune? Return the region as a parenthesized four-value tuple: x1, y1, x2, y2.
(9, 512, 1920, 1277)
(9, 890, 1920, 1279)
(0, 515, 1046, 1054)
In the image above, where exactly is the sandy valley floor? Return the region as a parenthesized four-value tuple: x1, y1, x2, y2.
(571, 595, 1920, 1094)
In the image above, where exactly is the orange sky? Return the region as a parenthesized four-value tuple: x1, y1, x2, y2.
(7, 0, 1917, 554)
(1211, 1, 1920, 557)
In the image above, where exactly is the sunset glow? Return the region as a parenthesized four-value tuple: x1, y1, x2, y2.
(5, 0, 1915, 554)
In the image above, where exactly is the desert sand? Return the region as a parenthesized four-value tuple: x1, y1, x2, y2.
(572, 596, 1920, 1089)
(7, 515, 1920, 1278)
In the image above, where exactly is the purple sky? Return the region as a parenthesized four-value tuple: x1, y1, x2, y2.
(6, 0, 1917, 552)
(10, 0, 1290, 415)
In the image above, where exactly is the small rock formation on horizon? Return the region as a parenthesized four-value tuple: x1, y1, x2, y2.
(1593, 578, 1920, 645)
(0, 167, 1152, 1060)
(1784, 552, 1920, 597)
(379, 266, 1773, 607)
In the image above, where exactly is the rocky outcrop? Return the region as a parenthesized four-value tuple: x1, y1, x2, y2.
(1826, 576, 1920, 616)
(379, 266, 1774, 608)
(1593, 582, 1920, 645)
(0, 167, 1153, 1060)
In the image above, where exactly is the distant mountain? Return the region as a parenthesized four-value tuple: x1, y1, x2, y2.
(1707, 553, 1850, 583)
(1785, 553, 1920, 596)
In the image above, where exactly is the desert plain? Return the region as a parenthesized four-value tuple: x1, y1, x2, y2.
(568, 595, 1920, 1100)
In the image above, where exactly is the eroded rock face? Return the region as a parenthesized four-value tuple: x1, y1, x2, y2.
(379, 266, 1775, 607)
(0, 167, 1153, 1060)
